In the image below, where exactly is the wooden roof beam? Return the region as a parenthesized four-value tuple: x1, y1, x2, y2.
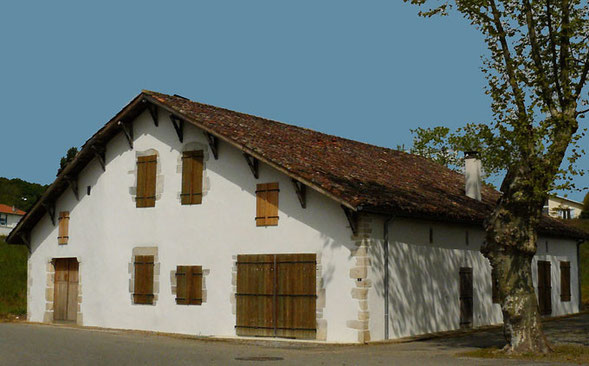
(92, 145, 106, 171)
(147, 103, 158, 127)
(170, 115, 184, 143)
(65, 175, 79, 201)
(342, 205, 358, 235)
(41, 201, 56, 226)
(204, 132, 219, 159)
(118, 121, 134, 149)
(292, 179, 306, 209)
(243, 153, 259, 179)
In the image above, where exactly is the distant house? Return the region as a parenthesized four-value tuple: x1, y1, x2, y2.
(6, 91, 589, 343)
(543, 196, 584, 220)
(0, 204, 25, 236)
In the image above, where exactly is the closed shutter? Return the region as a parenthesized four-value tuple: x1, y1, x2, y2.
(58, 211, 70, 245)
(175, 265, 203, 305)
(236, 254, 317, 339)
(136, 155, 157, 208)
(459, 267, 473, 328)
(256, 183, 279, 226)
(537, 261, 552, 315)
(181, 151, 204, 205)
(134, 255, 154, 304)
(491, 267, 500, 304)
(560, 261, 571, 302)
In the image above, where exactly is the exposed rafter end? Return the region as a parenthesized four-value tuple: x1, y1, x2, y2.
(204, 132, 219, 159)
(118, 121, 134, 149)
(292, 179, 306, 208)
(19, 232, 31, 253)
(341, 205, 358, 235)
(147, 103, 159, 127)
(92, 145, 106, 171)
(170, 115, 184, 143)
(243, 153, 259, 179)
(65, 175, 79, 201)
(41, 202, 56, 226)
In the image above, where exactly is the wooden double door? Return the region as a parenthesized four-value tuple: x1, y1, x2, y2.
(53, 258, 79, 322)
(235, 254, 317, 339)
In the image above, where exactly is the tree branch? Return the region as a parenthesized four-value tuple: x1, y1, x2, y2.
(559, 0, 573, 104)
(546, 0, 564, 106)
(523, 0, 555, 111)
(576, 108, 589, 116)
(575, 50, 589, 98)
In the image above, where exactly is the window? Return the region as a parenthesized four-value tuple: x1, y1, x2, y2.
(136, 155, 157, 208)
(560, 261, 571, 302)
(491, 268, 500, 304)
(181, 151, 204, 205)
(58, 211, 70, 245)
(0, 214, 7, 226)
(256, 183, 279, 226)
(133, 255, 154, 304)
(175, 266, 203, 305)
(560, 208, 572, 220)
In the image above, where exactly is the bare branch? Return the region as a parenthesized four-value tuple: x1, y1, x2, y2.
(546, 0, 564, 105)
(559, 0, 573, 103)
(576, 107, 589, 116)
(575, 50, 589, 98)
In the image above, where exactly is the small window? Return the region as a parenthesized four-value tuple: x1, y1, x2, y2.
(136, 155, 157, 208)
(465, 231, 469, 246)
(175, 266, 203, 305)
(87, 186, 91, 196)
(133, 255, 154, 304)
(0, 214, 7, 226)
(560, 261, 571, 302)
(429, 227, 433, 244)
(256, 183, 279, 226)
(58, 211, 70, 245)
(491, 268, 500, 304)
(181, 151, 204, 205)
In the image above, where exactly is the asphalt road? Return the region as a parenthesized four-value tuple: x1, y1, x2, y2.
(0, 314, 587, 366)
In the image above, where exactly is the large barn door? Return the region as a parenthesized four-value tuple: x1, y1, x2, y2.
(537, 261, 552, 315)
(459, 267, 473, 328)
(53, 258, 79, 322)
(236, 254, 316, 339)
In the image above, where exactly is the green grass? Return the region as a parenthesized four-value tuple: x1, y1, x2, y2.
(0, 236, 28, 317)
(459, 344, 589, 365)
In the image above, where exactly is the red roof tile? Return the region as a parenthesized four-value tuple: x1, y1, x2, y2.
(0, 204, 25, 216)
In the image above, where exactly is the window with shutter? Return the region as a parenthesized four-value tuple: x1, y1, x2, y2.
(175, 266, 203, 305)
(136, 155, 157, 208)
(491, 267, 500, 304)
(58, 211, 70, 245)
(133, 255, 154, 304)
(256, 183, 279, 227)
(560, 261, 571, 302)
(181, 151, 204, 205)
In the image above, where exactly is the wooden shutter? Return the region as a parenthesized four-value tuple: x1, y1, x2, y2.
(560, 261, 571, 302)
(236, 254, 317, 339)
(537, 261, 552, 315)
(491, 267, 500, 304)
(181, 151, 204, 205)
(136, 155, 157, 208)
(58, 211, 70, 245)
(133, 255, 154, 304)
(175, 265, 203, 305)
(459, 267, 473, 328)
(256, 183, 279, 226)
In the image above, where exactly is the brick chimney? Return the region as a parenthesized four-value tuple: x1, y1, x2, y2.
(465, 151, 482, 201)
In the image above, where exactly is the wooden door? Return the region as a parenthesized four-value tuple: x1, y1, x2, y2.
(537, 261, 552, 315)
(53, 258, 79, 322)
(459, 267, 473, 328)
(236, 254, 316, 339)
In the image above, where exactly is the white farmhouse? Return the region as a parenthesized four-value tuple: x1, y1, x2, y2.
(543, 195, 585, 220)
(7, 91, 588, 343)
(0, 204, 26, 236)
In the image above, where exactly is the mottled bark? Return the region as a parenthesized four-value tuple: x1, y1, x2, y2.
(482, 168, 552, 354)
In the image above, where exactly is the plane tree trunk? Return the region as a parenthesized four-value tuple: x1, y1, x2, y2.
(482, 167, 552, 354)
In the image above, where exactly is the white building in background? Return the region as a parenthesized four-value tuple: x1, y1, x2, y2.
(7, 91, 588, 343)
(0, 204, 25, 236)
(543, 196, 584, 220)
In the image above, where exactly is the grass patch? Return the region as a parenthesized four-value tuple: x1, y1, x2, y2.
(0, 236, 27, 317)
(459, 344, 589, 365)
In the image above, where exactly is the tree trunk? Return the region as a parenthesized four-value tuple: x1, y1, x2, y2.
(482, 170, 552, 354)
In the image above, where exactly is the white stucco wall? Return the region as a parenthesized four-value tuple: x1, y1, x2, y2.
(27, 109, 359, 342)
(546, 196, 584, 219)
(0, 213, 24, 236)
(367, 218, 580, 341)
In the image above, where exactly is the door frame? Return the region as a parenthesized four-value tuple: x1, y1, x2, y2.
(51, 257, 81, 324)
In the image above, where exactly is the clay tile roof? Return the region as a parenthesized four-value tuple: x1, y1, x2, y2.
(0, 204, 26, 216)
(6, 91, 588, 244)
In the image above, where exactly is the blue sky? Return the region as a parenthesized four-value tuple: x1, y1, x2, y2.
(0, 1, 587, 201)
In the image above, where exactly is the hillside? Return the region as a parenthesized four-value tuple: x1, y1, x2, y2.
(0, 177, 47, 212)
(0, 236, 27, 317)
